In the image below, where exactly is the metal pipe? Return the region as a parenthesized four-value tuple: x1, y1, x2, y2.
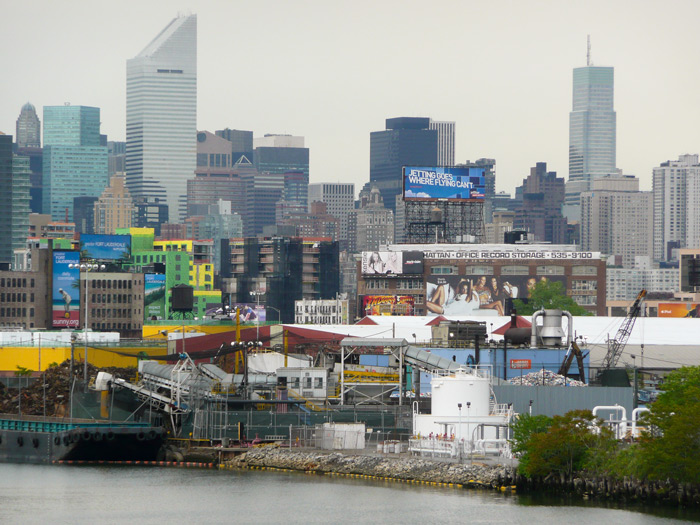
(531, 309, 545, 347)
(631, 407, 650, 438)
(562, 310, 573, 347)
(593, 404, 628, 438)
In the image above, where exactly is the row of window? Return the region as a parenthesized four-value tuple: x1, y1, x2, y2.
(90, 308, 140, 319)
(90, 294, 134, 304)
(1, 293, 34, 303)
(90, 279, 134, 290)
(430, 265, 598, 276)
(288, 377, 324, 389)
(0, 278, 34, 288)
(0, 307, 34, 318)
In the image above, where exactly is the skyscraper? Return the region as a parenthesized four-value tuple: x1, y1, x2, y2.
(514, 162, 567, 244)
(370, 117, 438, 213)
(126, 14, 197, 223)
(0, 133, 31, 266)
(308, 183, 355, 250)
(653, 154, 700, 262)
(42, 105, 108, 221)
(16, 103, 41, 148)
(564, 56, 616, 221)
(429, 119, 455, 166)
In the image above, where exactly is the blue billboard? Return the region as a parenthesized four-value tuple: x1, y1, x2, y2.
(52, 251, 80, 329)
(403, 166, 485, 201)
(80, 234, 131, 261)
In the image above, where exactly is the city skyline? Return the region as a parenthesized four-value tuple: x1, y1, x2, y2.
(2, 1, 700, 194)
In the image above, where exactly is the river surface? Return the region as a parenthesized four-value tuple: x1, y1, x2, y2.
(0, 464, 698, 524)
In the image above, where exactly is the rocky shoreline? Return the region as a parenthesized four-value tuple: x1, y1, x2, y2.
(220, 447, 700, 508)
(223, 447, 516, 490)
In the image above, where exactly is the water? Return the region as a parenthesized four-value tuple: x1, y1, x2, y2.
(0, 464, 697, 524)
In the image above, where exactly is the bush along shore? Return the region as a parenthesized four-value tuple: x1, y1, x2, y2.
(223, 447, 517, 491)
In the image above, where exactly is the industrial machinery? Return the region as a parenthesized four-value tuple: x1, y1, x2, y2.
(558, 339, 587, 382)
(602, 289, 647, 369)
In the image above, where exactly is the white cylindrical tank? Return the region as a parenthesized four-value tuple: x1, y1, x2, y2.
(430, 369, 491, 417)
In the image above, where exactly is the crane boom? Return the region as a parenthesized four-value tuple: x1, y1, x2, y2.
(602, 289, 647, 369)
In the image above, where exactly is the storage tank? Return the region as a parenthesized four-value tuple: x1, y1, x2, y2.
(430, 369, 491, 417)
(430, 207, 443, 224)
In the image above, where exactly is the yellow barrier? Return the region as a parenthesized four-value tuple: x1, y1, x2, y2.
(0, 345, 169, 372)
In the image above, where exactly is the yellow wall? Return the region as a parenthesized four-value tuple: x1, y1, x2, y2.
(0, 345, 169, 373)
(142, 324, 236, 340)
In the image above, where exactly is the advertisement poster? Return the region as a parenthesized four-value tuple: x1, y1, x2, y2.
(230, 303, 267, 323)
(52, 251, 80, 328)
(658, 303, 700, 318)
(144, 274, 166, 320)
(361, 250, 423, 275)
(403, 166, 485, 201)
(426, 274, 566, 316)
(362, 295, 415, 316)
(80, 234, 131, 261)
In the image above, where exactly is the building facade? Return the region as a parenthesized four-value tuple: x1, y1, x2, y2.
(295, 298, 349, 324)
(126, 14, 197, 222)
(580, 175, 652, 268)
(93, 173, 136, 234)
(308, 182, 354, 250)
(513, 162, 566, 244)
(429, 119, 455, 167)
(356, 244, 607, 318)
(42, 105, 108, 221)
(348, 185, 394, 253)
(565, 65, 616, 220)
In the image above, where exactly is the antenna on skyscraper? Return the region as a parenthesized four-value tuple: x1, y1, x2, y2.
(587, 35, 591, 66)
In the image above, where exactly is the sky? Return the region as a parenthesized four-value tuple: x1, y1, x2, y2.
(2, 0, 700, 195)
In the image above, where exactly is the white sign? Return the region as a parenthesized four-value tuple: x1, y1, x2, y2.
(422, 250, 600, 260)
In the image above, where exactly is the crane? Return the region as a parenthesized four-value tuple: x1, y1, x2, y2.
(602, 289, 647, 369)
(558, 338, 587, 382)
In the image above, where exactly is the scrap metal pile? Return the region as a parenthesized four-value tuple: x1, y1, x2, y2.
(0, 360, 136, 416)
(507, 369, 587, 387)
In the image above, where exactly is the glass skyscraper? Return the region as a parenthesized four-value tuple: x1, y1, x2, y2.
(565, 66, 616, 221)
(42, 105, 108, 221)
(16, 102, 41, 148)
(126, 14, 197, 223)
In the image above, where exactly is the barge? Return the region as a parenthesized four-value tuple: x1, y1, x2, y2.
(0, 415, 165, 464)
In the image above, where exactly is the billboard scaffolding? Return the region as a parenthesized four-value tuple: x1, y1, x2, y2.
(405, 200, 484, 244)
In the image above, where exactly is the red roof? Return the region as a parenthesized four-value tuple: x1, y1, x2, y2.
(492, 316, 532, 335)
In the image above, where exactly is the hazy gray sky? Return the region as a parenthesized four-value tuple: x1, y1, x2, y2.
(2, 0, 699, 194)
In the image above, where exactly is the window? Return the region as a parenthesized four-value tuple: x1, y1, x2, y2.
(304, 377, 312, 389)
(536, 265, 565, 275)
(314, 377, 323, 389)
(290, 377, 300, 390)
(572, 265, 598, 276)
(501, 265, 530, 275)
(464, 266, 491, 275)
(431, 266, 457, 275)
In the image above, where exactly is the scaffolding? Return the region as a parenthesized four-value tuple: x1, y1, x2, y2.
(405, 200, 484, 244)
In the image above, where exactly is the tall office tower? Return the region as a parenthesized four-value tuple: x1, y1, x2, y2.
(16, 103, 41, 148)
(370, 117, 438, 213)
(275, 171, 309, 223)
(580, 175, 652, 268)
(73, 196, 98, 234)
(93, 174, 136, 234)
(126, 14, 197, 223)
(513, 162, 567, 244)
(107, 141, 126, 175)
(429, 119, 455, 166)
(216, 128, 253, 164)
(0, 133, 31, 267)
(564, 54, 616, 221)
(253, 134, 309, 176)
(308, 183, 354, 250)
(42, 105, 108, 221)
(653, 154, 700, 262)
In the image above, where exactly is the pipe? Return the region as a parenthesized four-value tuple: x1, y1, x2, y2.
(593, 404, 628, 438)
(562, 310, 573, 347)
(531, 309, 545, 347)
(631, 407, 650, 438)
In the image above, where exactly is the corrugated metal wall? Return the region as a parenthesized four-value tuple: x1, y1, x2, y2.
(493, 385, 633, 417)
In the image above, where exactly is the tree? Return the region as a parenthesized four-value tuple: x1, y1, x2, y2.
(513, 410, 616, 478)
(513, 279, 590, 316)
(635, 366, 700, 483)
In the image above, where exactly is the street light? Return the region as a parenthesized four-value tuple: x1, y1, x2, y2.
(267, 305, 280, 324)
(457, 402, 463, 462)
(466, 401, 471, 463)
(69, 262, 105, 386)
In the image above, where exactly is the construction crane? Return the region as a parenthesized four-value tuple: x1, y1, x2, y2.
(602, 289, 647, 369)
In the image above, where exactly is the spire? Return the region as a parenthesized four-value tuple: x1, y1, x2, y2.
(587, 35, 591, 66)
